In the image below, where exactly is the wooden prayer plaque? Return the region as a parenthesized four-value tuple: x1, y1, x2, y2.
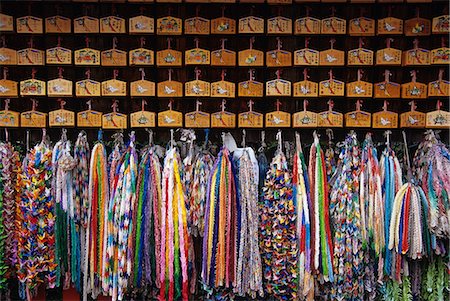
(211, 111, 236, 128)
(238, 80, 263, 97)
(185, 17, 210, 35)
(432, 15, 450, 34)
(77, 110, 102, 128)
(238, 49, 264, 66)
(129, 15, 154, 34)
(74, 16, 99, 33)
(0, 110, 19, 127)
(373, 111, 398, 128)
(349, 17, 375, 36)
(101, 79, 127, 96)
(239, 16, 264, 34)
(0, 48, 17, 65)
(400, 111, 426, 128)
(267, 17, 292, 34)
(185, 48, 210, 65)
(426, 110, 450, 128)
(185, 80, 211, 97)
(129, 48, 154, 66)
(45, 16, 71, 33)
(46, 47, 72, 64)
(293, 80, 318, 97)
(0, 13, 14, 32)
(131, 110, 156, 128)
(431, 47, 450, 65)
(401, 82, 427, 99)
(185, 111, 210, 128)
(295, 17, 321, 35)
(17, 16, 43, 34)
(211, 49, 236, 66)
(294, 48, 319, 66)
(157, 16, 182, 35)
(102, 112, 127, 129)
(49, 109, 75, 127)
(266, 111, 291, 127)
(321, 17, 346, 35)
(0, 79, 18, 97)
(266, 50, 292, 67)
(47, 78, 73, 97)
(377, 17, 403, 35)
(347, 48, 373, 66)
(75, 48, 101, 65)
(319, 79, 345, 96)
(319, 49, 345, 66)
(21, 111, 47, 128)
(20, 79, 46, 96)
(345, 110, 371, 127)
(130, 79, 155, 97)
(346, 80, 373, 98)
(157, 80, 183, 97)
(76, 79, 101, 97)
(211, 80, 235, 98)
(211, 17, 236, 34)
(158, 110, 183, 127)
(374, 81, 400, 98)
(17, 48, 44, 66)
(376, 47, 402, 65)
(266, 79, 291, 96)
(101, 49, 127, 66)
(293, 110, 318, 128)
(156, 49, 182, 67)
(428, 79, 450, 97)
(238, 111, 263, 128)
(405, 17, 431, 36)
(100, 16, 126, 33)
(403, 48, 430, 66)
(318, 110, 343, 127)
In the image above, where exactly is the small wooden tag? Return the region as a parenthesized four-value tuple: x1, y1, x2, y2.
(100, 16, 126, 33)
(347, 48, 373, 66)
(130, 79, 155, 97)
(400, 111, 426, 128)
(157, 16, 182, 35)
(319, 79, 345, 96)
(267, 16, 292, 34)
(185, 111, 210, 128)
(185, 48, 210, 65)
(21, 111, 47, 128)
(17, 16, 43, 34)
(345, 104, 371, 127)
(75, 48, 101, 65)
(374, 81, 401, 98)
(185, 80, 211, 97)
(211, 17, 236, 34)
(426, 109, 450, 128)
(266, 50, 292, 67)
(293, 110, 318, 128)
(46, 47, 72, 64)
(295, 17, 321, 34)
(185, 17, 210, 35)
(157, 80, 183, 97)
(238, 80, 263, 97)
(102, 112, 127, 129)
(101, 79, 127, 96)
(349, 17, 375, 36)
(77, 110, 102, 127)
(239, 16, 264, 34)
(20, 79, 46, 96)
(158, 109, 183, 127)
(211, 111, 236, 128)
(49, 109, 75, 127)
(0, 110, 19, 127)
(156, 49, 182, 67)
(318, 110, 343, 127)
(403, 48, 430, 66)
(378, 17, 403, 35)
(101, 49, 127, 66)
(0, 13, 14, 32)
(346, 80, 373, 98)
(294, 48, 319, 66)
(432, 15, 450, 34)
(131, 111, 156, 128)
(0, 48, 17, 65)
(428, 80, 450, 97)
(0, 80, 18, 97)
(373, 111, 398, 128)
(401, 82, 427, 99)
(129, 15, 154, 34)
(211, 49, 236, 66)
(405, 17, 431, 36)
(74, 16, 99, 33)
(211, 80, 235, 98)
(265, 111, 291, 127)
(319, 49, 345, 66)
(238, 111, 263, 128)
(45, 16, 71, 33)
(129, 48, 154, 65)
(321, 17, 346, 34)
(47, 78, 73, 97)
(238, 49, 264, 66)
(17, 48, 44, 66)
(293, 80, 318, 97)
(376, 47, 402, 65)
(431, 47, 450, 65)
(76, 79, 101, 97)
(266, 79, 291, 96)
